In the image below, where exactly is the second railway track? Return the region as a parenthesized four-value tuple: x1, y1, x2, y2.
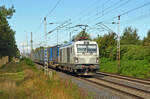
(97, 72, 150, 85)
(81, 77, 150, 99)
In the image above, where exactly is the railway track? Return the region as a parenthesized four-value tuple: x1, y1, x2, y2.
(81, 77, 150, 99)
(88, 72, 150, 99)
(97, 72, 150, 85)
(80, 72, 150, 99)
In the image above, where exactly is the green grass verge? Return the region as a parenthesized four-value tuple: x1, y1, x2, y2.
(0, 62, 23, 73)
(21, 57, 35, 67)
(100, 58, 150, 78)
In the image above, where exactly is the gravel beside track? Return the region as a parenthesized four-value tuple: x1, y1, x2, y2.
(57, 72, 124, 99)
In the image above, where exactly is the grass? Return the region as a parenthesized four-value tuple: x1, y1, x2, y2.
(100, 58, 118, 74)
(0, 60, 90, 99)
(21, 57, 35, 67)
(0, 62, 23, 73)
(100, 58, 150, 79)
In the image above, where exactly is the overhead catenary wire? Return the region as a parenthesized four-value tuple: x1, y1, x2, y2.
(33, 0, 62, 33)
(69, 0, 113, 37)
(37, 19, 72, 45)
(73, 0, 111, 23)
(93, 0, 150, 27)
(119, 1, 150, 17)
(110, 1, 150, 20)
(74, 0, 112, 25)
(71, 0, 104, 24)
(45, 0, 62, 18)
(33, 0, 62, 45)
(86, 0, 131, 24)
(121, 11, 150, 25)
(82, 0, 123, 23)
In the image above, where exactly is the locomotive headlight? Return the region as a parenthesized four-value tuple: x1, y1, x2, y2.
(74, 57, 78, 63)
(96, 57, 99, 63)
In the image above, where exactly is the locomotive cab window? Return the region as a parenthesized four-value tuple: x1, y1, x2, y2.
(87, 44, 97, 53)
(77, 44, 86, 53)
(77, 44, 97, 53)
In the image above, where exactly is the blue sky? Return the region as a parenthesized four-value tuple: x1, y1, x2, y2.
(1, 0, 150, 52)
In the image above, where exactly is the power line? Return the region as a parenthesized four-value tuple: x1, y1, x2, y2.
(34, 20, 44, 34)
(37, 20, 71, 44)
(101, 1, 150, 23)
(102, 0, 122, 12)
(121, 12, 150, 25)
(120, 1, 150, 17)
(82, 0, 125, 23)
(75, 0, 110, 22)
(76, 0, 111, 24)
(45, 0, 62, 18)
(33, 0, 62, 45)
(111, 1, 150, 19)
(71, 0, 102, 23)
(34, 0, 62, 33)
(86, 0, 131, 24)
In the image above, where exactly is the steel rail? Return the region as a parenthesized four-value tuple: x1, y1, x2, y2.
(82, 78, 144, 99)
(97, 72, 150, 85)
(94, 77, 150, 94)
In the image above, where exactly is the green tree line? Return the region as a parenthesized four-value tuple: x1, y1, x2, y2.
(0, 6, 19, 61)
(93, 26, 150, 59)
(93, 26, 150, 78)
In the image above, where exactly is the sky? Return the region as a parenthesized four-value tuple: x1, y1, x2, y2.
(1, 0, 150, 53)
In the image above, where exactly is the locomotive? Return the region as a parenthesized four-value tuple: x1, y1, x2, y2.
(32, 40, 99, 75)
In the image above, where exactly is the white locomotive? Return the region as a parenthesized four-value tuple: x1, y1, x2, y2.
(58, 40, 99, 75)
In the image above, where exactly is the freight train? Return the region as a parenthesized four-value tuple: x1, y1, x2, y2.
(32, 40, 99, 75)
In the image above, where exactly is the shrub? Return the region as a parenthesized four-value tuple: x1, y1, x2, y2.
(121, 45, 150, 60)
(99, 58, 150, 78)
(100, 58, 118, 73)
(120, 60, 150, 78)
(21, 57, 35, 67)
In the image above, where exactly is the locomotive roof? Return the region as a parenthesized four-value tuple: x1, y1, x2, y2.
(59, 40, 97, 48)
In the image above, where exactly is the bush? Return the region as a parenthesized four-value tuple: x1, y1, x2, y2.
(21, 57, 35, 67)
(100, 58, 118, 73)
(121, 45, 150, 60)
(120, 60, 150, 78)
(100, 58, 150, 78)
(106, 45, 150, 61)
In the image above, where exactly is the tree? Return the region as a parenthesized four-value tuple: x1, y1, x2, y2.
(143, 30, 150, 46)
(121, 27, 140, 45)
(0, 6, 19, 60)
(94, 33, 117, 58)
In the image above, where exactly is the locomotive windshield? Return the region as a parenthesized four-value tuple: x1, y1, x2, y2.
(87, 44, 97, 53)
(77, 44, 97, 53)
(77, 44, 87, 53)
